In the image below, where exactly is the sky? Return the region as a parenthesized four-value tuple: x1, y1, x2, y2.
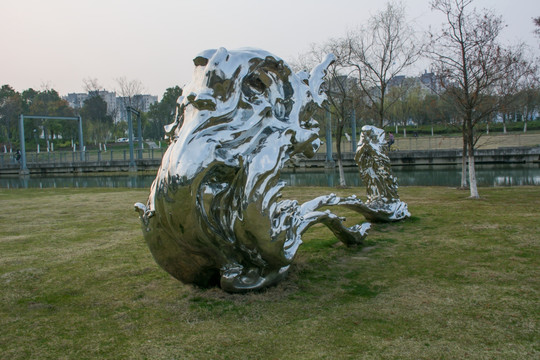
(1, 0, 539, 99)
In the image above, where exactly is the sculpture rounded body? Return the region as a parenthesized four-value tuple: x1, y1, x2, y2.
(135, 48, 368, 292)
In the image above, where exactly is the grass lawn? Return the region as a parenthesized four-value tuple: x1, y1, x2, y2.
(0, 186, 538, 359)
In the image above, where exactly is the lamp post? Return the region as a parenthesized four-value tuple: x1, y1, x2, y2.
(126, 106, 141, 172)
(351, 108, 357, 152)
(325, 108, 335, 168)
(33, 129, 39, 153)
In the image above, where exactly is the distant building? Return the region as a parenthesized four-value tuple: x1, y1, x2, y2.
(419, 71, 440, 94)
(64, 91, 157, 123)
(64, 90, 117, 116)
(385, 71, 443, 95)
(387, 75, 406, 88)
(96, 90, 118, 117)
(64, 92, 88, 110)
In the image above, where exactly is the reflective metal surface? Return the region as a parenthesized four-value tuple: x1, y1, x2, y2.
(341, 125, 410, 222)
(135, 48, 369, 292)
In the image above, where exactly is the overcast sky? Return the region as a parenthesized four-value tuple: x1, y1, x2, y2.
(1, 0, 539, 99)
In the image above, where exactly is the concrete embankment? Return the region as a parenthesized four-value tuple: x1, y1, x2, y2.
(0, 159, 160, 175)
(0, 146, 538, 175)
(295, 146, 540, 169)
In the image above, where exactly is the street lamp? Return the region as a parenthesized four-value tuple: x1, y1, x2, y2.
(33, 129, 39, 153)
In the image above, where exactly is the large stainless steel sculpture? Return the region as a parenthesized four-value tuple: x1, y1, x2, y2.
(135, 48, 370, 292)
(338, 125, 410, 222)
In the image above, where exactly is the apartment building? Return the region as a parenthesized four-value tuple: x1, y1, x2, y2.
(64, 91, 157, 123)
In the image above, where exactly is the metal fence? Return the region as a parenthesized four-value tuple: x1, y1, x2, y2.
(2, 133, 539, 169)
(0, 148, 166, 168)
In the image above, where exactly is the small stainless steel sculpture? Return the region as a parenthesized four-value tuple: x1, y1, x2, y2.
(135, 48, 369, 292)
(338, 125, 410, 222)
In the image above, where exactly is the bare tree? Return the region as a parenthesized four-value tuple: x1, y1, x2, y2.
(325, 60, 359, 187)
(494, 52, 539, 134)
(428, 0, 530, 198)
(343, 1, 423, 128)
(82, 78, 103, 94)
(298, 41, 362, 187)
(386, 78, 423, 129)
(515, 58, 540, 132)
(534, 17, 540, 41)
(295, 1, 421, 186)
(115, 76, 145, 111)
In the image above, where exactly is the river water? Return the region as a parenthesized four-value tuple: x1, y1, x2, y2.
(1, 164, 538, 189)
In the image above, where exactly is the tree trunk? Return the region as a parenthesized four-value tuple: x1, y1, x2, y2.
(379, 88, 385, 128)
(523, 107, 529, 133)
(466, 120, 479, 198)
(337, 157, 346, 187)
(335, 127, 347, 187)
(468, 147, 479, 198)
(461, 141, 468, 189)
(460, 122, 468, 189)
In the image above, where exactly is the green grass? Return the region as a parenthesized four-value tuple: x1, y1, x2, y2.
(0, 186, 539, 359)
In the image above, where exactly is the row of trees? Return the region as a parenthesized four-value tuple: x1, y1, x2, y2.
(80, 77, 179, 144)
(299, 0, 540, 198)
(0, 84, 125, 149)
(78, 78, 181, 143)
(0, 85, 77, 148)
(0, 80, 182, 149)
(380, 77, 539, 133)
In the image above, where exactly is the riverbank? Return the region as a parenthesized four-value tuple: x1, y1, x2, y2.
(1, 132, 538, 175)
(0, 187, 538, 359)
(1, 146, 539, 176)
(2, 163, 539, 189)
(299, 146, 540, 168)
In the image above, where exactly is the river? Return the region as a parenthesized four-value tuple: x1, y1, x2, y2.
(1, 164, 538, 189)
